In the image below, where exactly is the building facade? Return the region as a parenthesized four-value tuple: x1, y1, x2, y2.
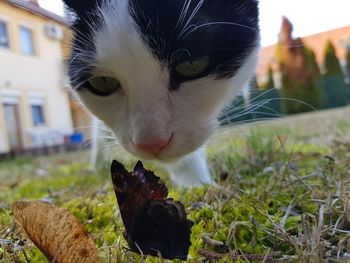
(0, 0, 74, 153)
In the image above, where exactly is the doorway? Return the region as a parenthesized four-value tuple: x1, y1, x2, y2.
(3, 103, 23, 151)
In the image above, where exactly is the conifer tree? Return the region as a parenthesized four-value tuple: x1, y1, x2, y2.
(324, 40, 342, 77)
(346, 47, 350, 75)
(261, 66, 275, 90)
(304, 47, 320, 79)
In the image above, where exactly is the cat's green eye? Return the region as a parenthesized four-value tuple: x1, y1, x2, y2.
(87, 76, 121, 96)
(175, 56, 209, 78)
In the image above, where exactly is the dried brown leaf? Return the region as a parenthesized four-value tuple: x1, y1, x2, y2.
(12, 200, 101, 263)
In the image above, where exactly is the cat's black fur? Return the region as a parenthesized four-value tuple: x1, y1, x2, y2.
(130, 0, 259, 89)
(64, 0, 259, 90)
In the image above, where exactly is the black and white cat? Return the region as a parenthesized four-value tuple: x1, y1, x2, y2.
(62, 0, 260, 186)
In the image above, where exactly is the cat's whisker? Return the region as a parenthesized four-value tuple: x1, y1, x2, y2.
(81, 131, 120, 151)
(68, 57, 97, 74)
(68, 19, 97, 45)
(70, 79, 89, 90)
(218, 97, 317, 128)
(179, 0, 205, 36)
(176, 0, 192, 29)
(179, 21, 258, 40)
(247, 88, 278, 104)
(222, 100, 279, 120)
(81, 139, 97, 150)
(221, 100, 280, 119)
(73, 125, 115, 138)
(215, 120, 268, 137)
(177, 24, 197, 41)
(221, 99, 262, 115)
(220, 117, 278, 131)
(221, 87, 315, 116)
(222, 109, 282, 123)
(96, 139, 122, 156)
(220, 111, 278, 125)
(221, 98, 273, 117)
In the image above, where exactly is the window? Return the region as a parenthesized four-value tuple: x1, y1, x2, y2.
(31, 105, 45, 126)
(0, 21, 9, 48)
(20, 26, 35, 55)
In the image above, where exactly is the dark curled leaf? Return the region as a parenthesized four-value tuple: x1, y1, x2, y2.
(111, 160, 193, 261)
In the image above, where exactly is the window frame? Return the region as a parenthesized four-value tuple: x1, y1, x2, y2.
(31, 104, 46, 127)
(0, 20, 10, 49)
(19, 25, 35, 55)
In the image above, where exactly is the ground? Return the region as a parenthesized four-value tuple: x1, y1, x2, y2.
(1, 106, 350, 262)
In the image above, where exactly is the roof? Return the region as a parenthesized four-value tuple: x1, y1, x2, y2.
(6, 0, 69, 26)
(302, 25, 350, 64)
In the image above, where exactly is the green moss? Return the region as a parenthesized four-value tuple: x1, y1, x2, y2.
(2, 113, 350, 262)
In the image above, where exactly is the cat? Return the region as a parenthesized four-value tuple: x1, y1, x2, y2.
(62, 0, 260, 186)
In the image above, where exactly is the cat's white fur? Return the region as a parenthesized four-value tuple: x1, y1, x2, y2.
(75, 0, 259, 186)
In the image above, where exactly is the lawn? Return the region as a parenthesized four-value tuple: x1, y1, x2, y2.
(1, 106, 350, 262)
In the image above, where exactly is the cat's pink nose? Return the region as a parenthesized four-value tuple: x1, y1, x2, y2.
(135, 136, 172, 155)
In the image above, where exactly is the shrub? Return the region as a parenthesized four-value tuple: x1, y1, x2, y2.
(317, 76, 348, 108)
(281, 82, 320, 114)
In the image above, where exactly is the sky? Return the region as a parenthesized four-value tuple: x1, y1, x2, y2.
(39, 0, 350, 47)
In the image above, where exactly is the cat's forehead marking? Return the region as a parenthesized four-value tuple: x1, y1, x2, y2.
(128, 0, 259, 78)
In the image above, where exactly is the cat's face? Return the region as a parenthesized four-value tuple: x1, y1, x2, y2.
(63, 0, 259, 162)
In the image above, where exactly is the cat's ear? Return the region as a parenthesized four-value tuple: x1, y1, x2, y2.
(62, 0, 99, 17)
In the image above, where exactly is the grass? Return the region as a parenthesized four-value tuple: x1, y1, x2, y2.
(1, 106, 350, 262)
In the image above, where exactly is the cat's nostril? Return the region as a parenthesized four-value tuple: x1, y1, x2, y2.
(135, 135, 172, 155)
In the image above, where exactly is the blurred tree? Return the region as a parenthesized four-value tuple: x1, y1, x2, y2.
(261, 66, 275, 90)
(277, 17, 320, 114)
(346, 47, 350, 75)
(304, 46, 320, 79)
(251, 75, 260, 90)
(324, 40, 342, 77)
(320, 40, 349, 108)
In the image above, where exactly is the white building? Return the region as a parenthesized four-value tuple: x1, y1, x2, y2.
(0, 0, 74, 154)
